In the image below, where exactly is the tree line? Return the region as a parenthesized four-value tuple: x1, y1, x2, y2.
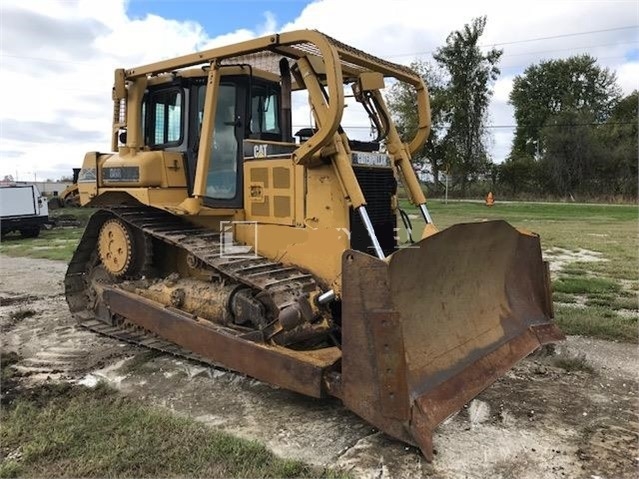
(387, 16, 638, 200)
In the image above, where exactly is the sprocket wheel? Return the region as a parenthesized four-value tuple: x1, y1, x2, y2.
(98, 218, 135, 277)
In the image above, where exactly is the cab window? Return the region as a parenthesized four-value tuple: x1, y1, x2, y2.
(146, 88, 183, 146)
(250, 86, 280, 137)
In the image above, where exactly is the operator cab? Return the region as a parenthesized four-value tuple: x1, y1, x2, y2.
(141, 70, 283, 208)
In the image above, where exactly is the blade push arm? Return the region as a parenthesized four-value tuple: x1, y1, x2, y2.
(293, 56, 386, 260)
(370, 89, 434, 225)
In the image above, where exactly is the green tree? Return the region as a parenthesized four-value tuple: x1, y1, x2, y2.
(497, 153, 546, 196)
(595, 91, 638, 196)
(510, 55, 621, 157)
(540, 109, 603, 196)
(434, 16, 503, 195)
(386, 60, 447, 190)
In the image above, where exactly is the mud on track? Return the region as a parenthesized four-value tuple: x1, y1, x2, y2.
(1, 254, 638, 478)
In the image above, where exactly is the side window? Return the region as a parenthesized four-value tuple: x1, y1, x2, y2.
(250, 87, 280, 136)
(263, 93, 279, 132)
(141, 101, 146, 140)
(197, 85, 206, 127)
(146, 88, 183, 146)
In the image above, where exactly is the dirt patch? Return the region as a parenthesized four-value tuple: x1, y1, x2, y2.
(77, 355, 374, 465)
(559, 335, 638, 380)
(2, 254, 638, 478)
(1, 351, 23, 406)
(1, 307, 37, 333)
(1, 363, 96, 410)
(50, 214, 82, 227)
(1, 255, 138, 384)
(0, 294, 40, 307)
(617, 308, 639, 319)
(0, 256, 68, 295)
(9, 309, 36, 321)
(544, 247, 607, 274)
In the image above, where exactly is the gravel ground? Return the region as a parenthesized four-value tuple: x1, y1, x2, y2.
(1, 254, 637, 478)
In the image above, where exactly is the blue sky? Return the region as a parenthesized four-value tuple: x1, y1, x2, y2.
(126, 0, 309, 36)
(626, 48, 639, 61)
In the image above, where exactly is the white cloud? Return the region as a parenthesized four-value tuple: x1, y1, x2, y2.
(1, 0, 637, 179)
(493, 76, 515, 104)
(617, 61, 639, 93)
(279, 0, 637, 162)
(259, 11, 278, 36)
(0, 0, 217, 180)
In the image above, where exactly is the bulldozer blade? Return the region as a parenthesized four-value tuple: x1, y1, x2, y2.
(340, 220, 564, 460)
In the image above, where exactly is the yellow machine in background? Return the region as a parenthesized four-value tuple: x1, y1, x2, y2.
(49, 168, 81, 209)
(65, 30, 563, 460)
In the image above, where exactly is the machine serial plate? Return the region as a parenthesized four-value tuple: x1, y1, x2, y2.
(351, 152, 391, 167)
(102, 166, 140, 183)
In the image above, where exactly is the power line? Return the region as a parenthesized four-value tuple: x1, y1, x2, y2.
(298, 122, 638, 130)
(0, 53, 97, 65)
(485, 26, 638, 48)
(497, 40, 639, 59)
(499, 54, 631, 70)
(488, 122, 637, 129)
(386, 25, 639, 59)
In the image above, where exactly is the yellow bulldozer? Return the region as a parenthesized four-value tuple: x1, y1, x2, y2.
(49, 168, 81, 209)
(65, 30, 563, 460)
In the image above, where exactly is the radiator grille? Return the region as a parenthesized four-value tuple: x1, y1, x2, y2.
(349, 166, 397, 256)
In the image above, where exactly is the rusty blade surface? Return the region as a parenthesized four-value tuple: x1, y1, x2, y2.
(389, 220, 556, 402)
(341, 220, 564, 460)
(341, 253, 414, 447)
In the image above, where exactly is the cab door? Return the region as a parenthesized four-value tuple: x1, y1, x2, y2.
(202, 82, 246, 208)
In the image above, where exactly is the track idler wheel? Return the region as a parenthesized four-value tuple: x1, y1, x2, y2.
(98, 218, 149, 278)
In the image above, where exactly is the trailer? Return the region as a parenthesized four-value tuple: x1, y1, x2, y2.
(1, 184, 49, 238)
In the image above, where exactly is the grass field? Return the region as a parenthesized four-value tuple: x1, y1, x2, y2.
(0, 354, 344, 479)
(0, 208, 91, 261)
(1, 202, 637, 342)
(401, 199, 638, 342)
(0, 227, 83, 262)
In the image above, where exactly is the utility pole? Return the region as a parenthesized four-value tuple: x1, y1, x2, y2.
(445, 164, 449, 205)
(445, 174, 448, 205)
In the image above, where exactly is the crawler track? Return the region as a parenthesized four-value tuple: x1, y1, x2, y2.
(64, 206, 324, 363)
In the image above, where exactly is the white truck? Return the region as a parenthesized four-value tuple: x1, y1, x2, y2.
(0, 184, 49, 238)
